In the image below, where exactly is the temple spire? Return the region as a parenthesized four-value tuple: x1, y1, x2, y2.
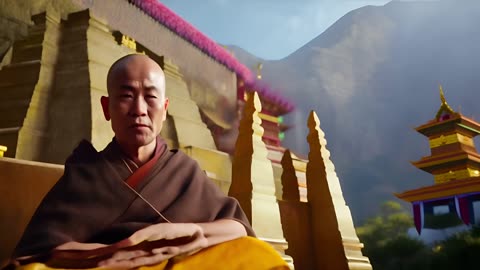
(306, 110, 372, 270)
(229, 91, 289, 259)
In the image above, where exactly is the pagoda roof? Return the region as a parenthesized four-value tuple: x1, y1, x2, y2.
(395, 177, 480, 202)
(130, 0, 252, 83)
(412, 150, 480, 173)
(435, 85, 456, 120)
(415, 114, 480, 136)
(415, 86, 480, 136)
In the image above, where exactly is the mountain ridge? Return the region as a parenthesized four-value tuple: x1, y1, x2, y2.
(229, 0, 480, 223)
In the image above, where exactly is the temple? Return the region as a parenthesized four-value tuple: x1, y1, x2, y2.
(0, 1, 371, 269)
(396, 86, 480, 233)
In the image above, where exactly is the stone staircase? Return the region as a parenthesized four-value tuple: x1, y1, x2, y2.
(0, 12, 60, 160)
(163, 59, 217, 150)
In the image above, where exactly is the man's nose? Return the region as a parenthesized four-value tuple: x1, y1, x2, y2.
(130, 96, 148, 116)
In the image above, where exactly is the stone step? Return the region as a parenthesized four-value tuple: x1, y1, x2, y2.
(0, 84, 35, 100)
(0, 109, 27, 129)
(28, 27, 46, 35)
(13, 33, 45, 49)
(0, 98, 31, 111)
(168, 99, 204, 123)
(11, 44, 43, 63)
(172, 117, 216, 149)
(0, 61, 41, 85)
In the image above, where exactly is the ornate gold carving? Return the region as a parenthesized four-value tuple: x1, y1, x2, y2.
(112, 31, 145, 54)
(434, 168, 480, 184)
(121, 35, 137, 51)
(429, 133, 474, 148)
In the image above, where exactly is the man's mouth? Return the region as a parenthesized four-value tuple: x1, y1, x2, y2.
(130, 124, 150, 129)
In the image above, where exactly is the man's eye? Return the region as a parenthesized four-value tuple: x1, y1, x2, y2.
(120, 94, 133, 98)
(146, 95, 157, 99)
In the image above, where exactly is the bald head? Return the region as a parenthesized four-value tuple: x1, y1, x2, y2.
(101, 54, 169, 151)
(106, 54, 166, 98)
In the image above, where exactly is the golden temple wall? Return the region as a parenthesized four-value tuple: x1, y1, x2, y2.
(21, 10, 134, 163)
(15, 12, 62, 161)
(1, 0, 238, 163)
(78, 0, 238, 129)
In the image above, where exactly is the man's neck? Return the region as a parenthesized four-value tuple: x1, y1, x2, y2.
(118, 139, 156, 167)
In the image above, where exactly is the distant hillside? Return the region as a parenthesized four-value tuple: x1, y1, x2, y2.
(230, 0, 480, 223)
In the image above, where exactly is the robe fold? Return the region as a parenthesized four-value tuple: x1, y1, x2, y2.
(12, 138, 254, 259)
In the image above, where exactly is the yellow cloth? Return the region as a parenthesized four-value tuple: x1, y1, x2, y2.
(15, 237, 288, 270)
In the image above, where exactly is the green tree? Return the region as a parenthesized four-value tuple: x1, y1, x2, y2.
(430, 226, 480, 270)
(357, 201, 480, 270)
(357, 201, 430, 270)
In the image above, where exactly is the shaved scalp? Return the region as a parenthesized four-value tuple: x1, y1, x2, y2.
(106, 54, 165, 97)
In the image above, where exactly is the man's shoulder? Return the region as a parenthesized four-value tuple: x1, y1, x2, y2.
(65, 139, 101, 165)
(167, 148, 194, 162)
(164, 148, 202, 171)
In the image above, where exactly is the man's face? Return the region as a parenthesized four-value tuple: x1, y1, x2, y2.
(102, 56, 169, 148)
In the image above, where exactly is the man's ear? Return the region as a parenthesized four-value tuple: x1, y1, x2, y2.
(162, 97, 169, 121)
(100, 96, 110, 121)
(164, 97, 169, 110)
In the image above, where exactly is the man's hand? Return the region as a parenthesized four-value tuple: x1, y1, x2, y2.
(47, 242, 117, 268)
(49, 220, 245, 269)
(52, 242, 113, 260)
(97, 223, 208, 269)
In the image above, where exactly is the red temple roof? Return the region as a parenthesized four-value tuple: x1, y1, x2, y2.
(130, 0, 253, 83)
(243, 80, 295, 116)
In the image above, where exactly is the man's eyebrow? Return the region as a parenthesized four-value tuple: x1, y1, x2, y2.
(144, 85, 159, 91)
(119, 85, 135, 91)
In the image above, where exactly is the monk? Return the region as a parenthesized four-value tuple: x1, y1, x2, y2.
(8, 54, 288, 270)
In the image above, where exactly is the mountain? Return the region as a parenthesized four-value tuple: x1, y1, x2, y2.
(229, 0, 480, 223)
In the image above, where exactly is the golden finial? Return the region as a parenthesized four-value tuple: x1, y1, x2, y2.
(439, 84, 446, 104)
(256, 62, 263, 80)
(435, 84, 457, 120)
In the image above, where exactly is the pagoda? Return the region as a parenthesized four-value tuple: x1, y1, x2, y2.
(396, 86, 480, 233)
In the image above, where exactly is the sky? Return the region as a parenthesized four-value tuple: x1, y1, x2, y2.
(161, 0, 393, 60)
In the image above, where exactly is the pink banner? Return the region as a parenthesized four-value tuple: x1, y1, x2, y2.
(457, 196, 471, 225)
(413, 202, 423, 234)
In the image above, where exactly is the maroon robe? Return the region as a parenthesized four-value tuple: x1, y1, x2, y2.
(12, 138, 254, 259)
